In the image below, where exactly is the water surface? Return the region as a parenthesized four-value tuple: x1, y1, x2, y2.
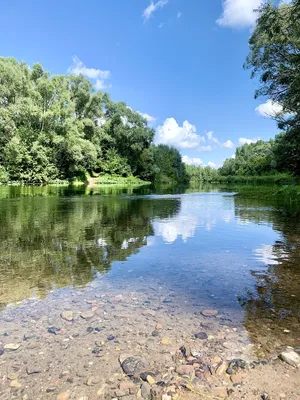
(1, 184, 300, 356)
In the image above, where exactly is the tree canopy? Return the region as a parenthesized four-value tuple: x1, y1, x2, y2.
(0, 57, 187, 184)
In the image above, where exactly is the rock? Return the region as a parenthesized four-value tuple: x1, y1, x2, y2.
(211, 356, 222, 363)
(23, 333, 35, 341)
(176, 365, 194, 375)
(162, 395, 172, 400)
(195, 332, 208, 340)
(4, 343, 21, 351)
(26, 364, 42, 374)
(190, 349, 201, 358)
(0, 346, 4, 355)
(142, 310, 156, 317)
(141, 382, 151, 399)
(155, 323, 163, 330)
(279, 349, 300, 368)
(48, 326, 61, 335)
(216, 362, 228, 376)
(61, 311, 73, 322)
(152, 330, 159, 337)
(81, 311, 95, 320)
(121, 357, 148, 376)
(211, 387, 228, 398)
(115, 389, 128, 397)
(8, 372, 19, 380)
(9, 380, 22, 389)
(201, 310, 218, 317)
(120, 381, 136, 393)
(46, 387, 57, 393)
(146, 375, 156, 385)
(226, 359, 247, 375)
(161, 337, 170, 345)
(86, 327, 94, 333)
(107, 335, 115, 341)
(56, 392, 70, 400)
(261, 394, 269, 400)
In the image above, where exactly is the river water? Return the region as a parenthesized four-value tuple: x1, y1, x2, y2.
(0, 185, 299, 398)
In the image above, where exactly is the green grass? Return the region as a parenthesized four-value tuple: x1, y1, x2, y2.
(94, 174, 150, 186)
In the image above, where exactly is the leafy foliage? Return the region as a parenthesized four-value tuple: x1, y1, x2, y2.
(0, 57, 186, 184)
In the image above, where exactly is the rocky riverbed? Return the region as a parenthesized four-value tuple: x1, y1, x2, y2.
(0, 277, 300, 400)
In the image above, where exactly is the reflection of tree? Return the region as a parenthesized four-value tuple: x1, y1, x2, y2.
(0, 189, 180, 306)
(234, 196, 300, 356)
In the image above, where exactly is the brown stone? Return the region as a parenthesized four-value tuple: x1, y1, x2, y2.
(155, 323, 163, 330)
(231, 373, 243, 384)
(119, 381, 136, 392)
(216, 362, 228, 376)
(211, 356, 222, 364)
(201, 310, 218, 317)
(9, 380, 22, 389)
(56, 392, 70, 400)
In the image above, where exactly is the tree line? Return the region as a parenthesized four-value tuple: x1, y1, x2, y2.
(0, 57, 188, 184)
(187, 0, 300, 184)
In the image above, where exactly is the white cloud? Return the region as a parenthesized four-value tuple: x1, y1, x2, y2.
(155, 118, 206, 150)
(69, 56, 111, 90)
(255, 99, 284, 118)
(231, 153, 236, 159)
(217, 0, 264, 28)
(208, 161, 217, 169)
(222, 140, 234, 149)
(182, 155, 204, 166)
(177, 11, 182, 18)
(239, 137, 260, 145)
(138, 112, 156, 123)
(207, 131, 220, 145)
(143, 0, 168, 21)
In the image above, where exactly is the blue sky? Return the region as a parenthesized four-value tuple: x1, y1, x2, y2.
(0, 0, 285, 167)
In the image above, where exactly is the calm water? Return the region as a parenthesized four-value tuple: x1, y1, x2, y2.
(1, 184, 300, 354)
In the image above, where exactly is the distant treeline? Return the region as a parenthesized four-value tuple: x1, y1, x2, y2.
(0, 57, 188, 185)
(187, 0, 300, 185)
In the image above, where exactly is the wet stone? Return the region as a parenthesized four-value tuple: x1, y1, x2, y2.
(226, 359, 247, 375)
(26, 364, 42, 374)
(202, 309, 218, 317)
(107, 334, 115, 341)
(61, 311, 73, 322)
(81, 311, 95, 320)
(195, 332, 208, 340)
(279, 349, 300, 367)
(48, 326, 61, 335)
(0, 346, 4, 356)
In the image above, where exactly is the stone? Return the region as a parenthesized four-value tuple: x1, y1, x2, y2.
(86, 376, 101, 386)
(261, 394, 269, 400)
(201, 310, 218, 317)
(81, 311, 95, 320)
(155, 323, 163, 330)
(142, 310, 156, 317)
(195, 332, 208, 340)
(56, 392, 70, 400)
(120, 381, 136, 392)
(279, 349, 300, 368)
(216, 362, 228, 376)
(26, 364, 42, 374)
(190, 349, 201, 357)
(211, 356, 222, 363)
(0, 346, 4, 356)
(161, 337, 170, 345)
(211, 387, 228, 398)
(23, 333, 35, 341)
(9, 380, 22, 389)
(48, 326, 61, 335)
(162, 396, 172, 400)
(61, 311, 74, 322)
(141, 382, 151, 399)
(107, 335, 115, 341)
(8, 372, 19, 380)
(46, 387, 57, 393)
(4, 343, 21, 351)
(146, 375, 156, 385)
(176, 365, 194, 375)
(121, 357, 148, 376)
(226, 359, 247, 375)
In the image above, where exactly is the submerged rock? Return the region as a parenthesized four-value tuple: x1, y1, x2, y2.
(279, 348, 300, 367)
(201, 310, 218, 317)
(4, 343, 21, 351)
(81, 311, 95, 320)
(121, 357, 148, 376)
(226, 359, 247, 375)
(61, 311, 73, 322)
(195, 332, 208, 340)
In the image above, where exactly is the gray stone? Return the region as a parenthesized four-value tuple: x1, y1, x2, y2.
(141, 382, 151, 399)
(121, 357, 148, 376)
(279, 349, 300, 367)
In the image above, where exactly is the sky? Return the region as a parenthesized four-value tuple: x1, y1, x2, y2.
(0, 0, 289, 168)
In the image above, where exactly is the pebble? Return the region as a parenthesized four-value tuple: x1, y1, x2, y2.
(226, 359, 247, 375)
(119, 381, 137, 393)
(141, 382, 151, 399)
(61, 311, 73, 322)
(56, 392, 70, 400)
(48, 326, 61, 335)
(216, 362, 228, 376)
(146, 375, 156, 385)
(230, 373, 243, 383)
(121, 357, 148, 376)
(161, 337, 170, 345)
(4, 343, 21, 351)
(195, 332, 208, 340)
(81, 311, 95, 320)
(0, 346, 4, 355)
(9, 380, 22, 389)
(162, 395, 172, 400)
(201, 310, 218, 317)
(155, 323, 163, 330)
(26, 364, 42, 374)
(142, 310, 156, 317)
(279, 349, 300, 368)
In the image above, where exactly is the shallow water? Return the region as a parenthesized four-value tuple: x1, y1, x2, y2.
(0, 185, 300, 398)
